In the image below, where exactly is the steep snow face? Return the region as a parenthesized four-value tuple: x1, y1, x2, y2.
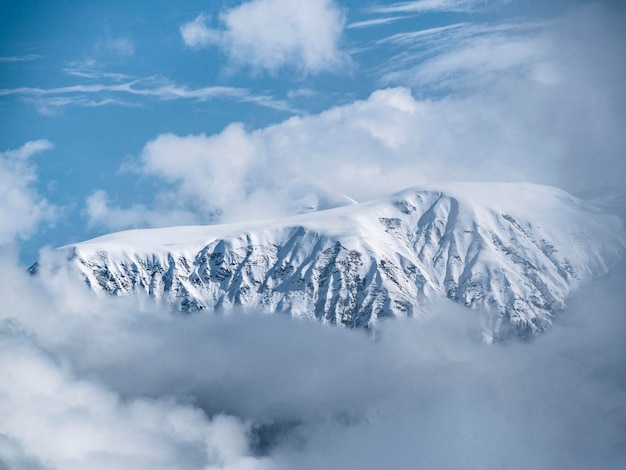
(47, 183, 623, 340)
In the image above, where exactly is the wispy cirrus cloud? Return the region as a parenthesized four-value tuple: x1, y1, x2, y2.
(351, 0, 487, 31)
(371, 20, 554, 90)
(369, 0, 485, 14)
(0, 54, 41, 63)
(63, 60, 130, 81)
(346, 16, 408, 29)
(373, 22, 470, 45)
(0, 76, 297, 114)
(26, 96, 136, 116)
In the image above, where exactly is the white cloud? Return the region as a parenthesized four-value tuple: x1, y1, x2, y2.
(0, 140, 56, 245)
(28, 96, 134, 116)
(370, 0, 484, 14)
(2, 247, 626, 468)
(86, 124, 337, 230)
(85, 190, 200, 230)
(180, 13, 221, 49)
(181, 0, 347, 74)
(63, 60, 130, 81)
(377, 21, 555, 90)
(0, 54, 41, 63)
(118, 9, 626, 226)
(0, 332, 266, 470)
(286, 88, 317, 99)
(0, 77, 295, 113)
(97, 37, 135, 57)
(128, 88, 426, 222)
(140, 125, 263, 213)
(346, 16, 408, 29)
(0, 255, 274, 470)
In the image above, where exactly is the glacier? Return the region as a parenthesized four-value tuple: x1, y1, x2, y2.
(35, 182, 624, 341)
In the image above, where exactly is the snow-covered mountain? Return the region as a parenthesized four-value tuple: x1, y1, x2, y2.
(38, 183, 623, 341)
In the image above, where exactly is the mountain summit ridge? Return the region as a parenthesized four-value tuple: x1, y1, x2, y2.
(42, 182, 623, 341)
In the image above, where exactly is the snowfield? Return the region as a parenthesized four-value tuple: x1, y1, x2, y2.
(42, 182, 624, 341)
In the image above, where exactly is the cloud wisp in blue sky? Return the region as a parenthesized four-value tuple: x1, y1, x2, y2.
(369, 0, 486, 14)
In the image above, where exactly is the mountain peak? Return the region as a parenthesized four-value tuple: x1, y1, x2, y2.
(39, 182, 624, 341)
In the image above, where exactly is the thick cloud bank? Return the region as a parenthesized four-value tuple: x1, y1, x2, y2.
(93, 4, 626, 231)
(1, 249, 625, 469)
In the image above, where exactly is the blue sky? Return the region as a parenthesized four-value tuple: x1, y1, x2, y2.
(1, 0, 625, 263)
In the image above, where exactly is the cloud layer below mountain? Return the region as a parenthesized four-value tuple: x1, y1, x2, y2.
(1, 244, 625, 469)
(4, 149, 625, 468)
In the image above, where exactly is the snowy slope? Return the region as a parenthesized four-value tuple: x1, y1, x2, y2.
(45, 183, 624, 340)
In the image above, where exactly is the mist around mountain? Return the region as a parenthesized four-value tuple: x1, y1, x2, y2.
(6, 182, 626, 469)
(2, 242, 626, 469)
